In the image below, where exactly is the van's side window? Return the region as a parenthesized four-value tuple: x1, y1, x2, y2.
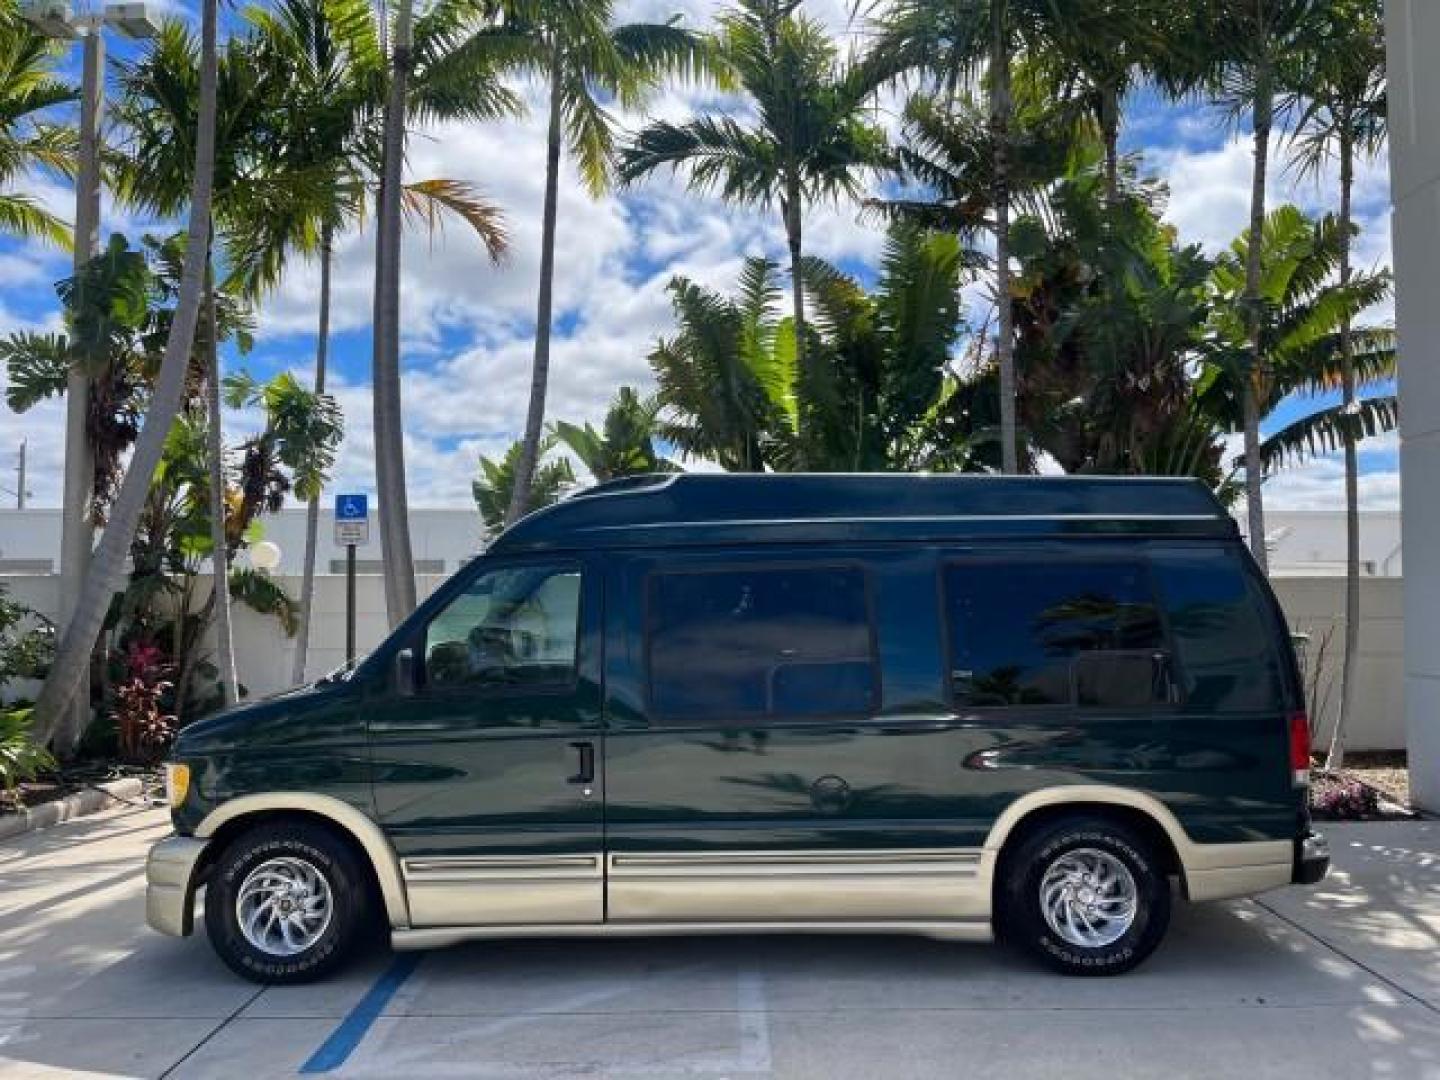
(944, 560, 1168, 708)
(647, 565, 876, 721)
(1150, 548, 1283, 711)
(422, 565, 580, 690)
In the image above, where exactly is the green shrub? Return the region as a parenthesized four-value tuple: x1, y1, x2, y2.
(0, 586, 54, 692)
(0, 707, 55, 796)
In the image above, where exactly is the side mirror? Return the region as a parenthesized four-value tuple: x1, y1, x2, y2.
(395, 647, 417, 697)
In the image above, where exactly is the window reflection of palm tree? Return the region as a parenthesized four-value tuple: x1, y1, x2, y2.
(1032, 594, 1159, 651)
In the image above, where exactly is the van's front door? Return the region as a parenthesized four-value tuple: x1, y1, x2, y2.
(366, 557, 604, 928)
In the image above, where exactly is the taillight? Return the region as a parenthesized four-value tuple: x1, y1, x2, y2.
(1289, 711, 1311, 786)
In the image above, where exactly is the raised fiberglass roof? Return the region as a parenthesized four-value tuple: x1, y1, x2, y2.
(488, 473, 1237, 553)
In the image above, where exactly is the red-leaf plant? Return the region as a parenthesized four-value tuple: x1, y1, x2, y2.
(113, 642, 177, 765)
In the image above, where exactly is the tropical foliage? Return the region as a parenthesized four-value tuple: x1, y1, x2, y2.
(0, 7, 75, 245)
(5, 235, 342, 730)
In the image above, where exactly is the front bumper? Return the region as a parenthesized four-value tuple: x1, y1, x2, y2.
(1293, 830, 1330, 885)
(145, 835, 210, 937)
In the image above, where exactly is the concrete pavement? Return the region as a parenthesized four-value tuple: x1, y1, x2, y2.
(1, 807, 1437, 1079)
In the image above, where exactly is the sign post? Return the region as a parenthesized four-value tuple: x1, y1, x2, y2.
(334, 494, 369, 665)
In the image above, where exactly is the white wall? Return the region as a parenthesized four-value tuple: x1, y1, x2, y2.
(1387, 0, 1440, 808)
(0, 570, 1410, 752)
(0, 507, 485, 577)
(1273, 577, 1405, 752)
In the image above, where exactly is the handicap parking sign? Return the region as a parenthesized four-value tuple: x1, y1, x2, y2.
(334, 493, 369, 546)
(335, 493, 368, 521)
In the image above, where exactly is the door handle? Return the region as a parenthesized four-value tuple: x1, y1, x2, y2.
(567, 741, 595, 785)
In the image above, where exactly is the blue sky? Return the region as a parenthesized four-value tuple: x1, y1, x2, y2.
(0, 0, 1400, 514)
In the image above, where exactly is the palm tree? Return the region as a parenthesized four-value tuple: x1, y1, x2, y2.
(1034, 0, 1164, 207)
(0, 9, 75, 245)
(875, 90, 1073, 241)
(371, 0, 416, 628)
(473, 437, 574, 537)
(649, 257, 795, 471)
(621, 0, 886, 471)
(1204, 205, 1395, 492)
(552, 387, 678, 482)
(651, 224, 984, 473)
(109, 19, 330, 706)
(1283, 0, 1386, 767)
(867, 0, 1086, 474)
(1006, 166, 1218, 479)
(795, 224, 979, 471)
(1170, 0, 1319, 570)
(497, 1, 712, 526)
(248, 0, 509, 681)
(31, 0, 220, 752)
(368, 0, 523, 626)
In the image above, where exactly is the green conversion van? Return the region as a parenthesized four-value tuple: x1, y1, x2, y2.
(146, 474, 1329, 983)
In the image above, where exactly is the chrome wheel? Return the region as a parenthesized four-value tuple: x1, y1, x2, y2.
(1039, 847, 1138, 949)
(235, 856, 333, 957)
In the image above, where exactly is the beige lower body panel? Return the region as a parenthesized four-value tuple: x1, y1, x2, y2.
(394, 831, 1295, 943)
(145, 835, 210, 937)
(607, 849, 987, 922)
(393, 919, 992, 951)
(402, 854, 603, 927)
(1180, 839, 1293, 901)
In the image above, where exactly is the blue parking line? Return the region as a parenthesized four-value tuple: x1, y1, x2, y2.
(299, 952, 423, 1074)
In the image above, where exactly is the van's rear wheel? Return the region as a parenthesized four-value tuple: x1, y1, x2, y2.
(204, 822, 368, 985)
(1000, 816, 1170, 976)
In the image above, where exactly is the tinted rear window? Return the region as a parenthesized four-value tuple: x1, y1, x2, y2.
(647, 565, 876, 721)
(1150, 547, 1285, 711)
(943, 559, 1166, 707)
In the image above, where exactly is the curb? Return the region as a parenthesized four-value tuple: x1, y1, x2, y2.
(0, 778, 149, 841)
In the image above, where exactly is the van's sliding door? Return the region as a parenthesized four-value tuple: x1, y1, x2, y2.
(601, 548, 990, 924)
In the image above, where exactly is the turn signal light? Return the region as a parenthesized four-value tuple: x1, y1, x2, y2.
(165, 762, 190, 808)
(1288, 711, 1311, 787)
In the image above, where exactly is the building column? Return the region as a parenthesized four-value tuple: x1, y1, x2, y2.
(1387, 0, 1440, 811)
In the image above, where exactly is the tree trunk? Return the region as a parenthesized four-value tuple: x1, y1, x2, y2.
(372, 0, 418, 628)
(784, 173, 807, 470)
(203, 261, 236, 706)
(53, 29, 105, 756)
(1101, 83, 1119, 210)
(1327, 125, 1359, 771)
(29, 0, 220, 744)
(992, 7, 1018, 474)
(506, 56, 565, 527)
(290, 222, 333, 686)
(1241, 62, 1273, 573)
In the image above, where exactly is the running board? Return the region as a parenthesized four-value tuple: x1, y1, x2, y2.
(391, 919, 993, 951)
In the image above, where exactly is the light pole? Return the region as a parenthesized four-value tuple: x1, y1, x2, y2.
(19, 1, 156, 733)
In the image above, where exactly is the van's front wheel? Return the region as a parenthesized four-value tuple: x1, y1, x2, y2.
(1000, 816, 1171, 976)
(204, 822, 369, 984)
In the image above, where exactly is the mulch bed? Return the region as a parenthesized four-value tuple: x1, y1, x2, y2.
(1311, 753, 1418, 822)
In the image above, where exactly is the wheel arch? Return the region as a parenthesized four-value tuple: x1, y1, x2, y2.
(196, 793, 410, 928)
(980, 786, 1191, 899)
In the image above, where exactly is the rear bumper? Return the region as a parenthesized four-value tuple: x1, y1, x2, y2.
(145, 835, 209, 937)
(1293, 830, 1330, 885)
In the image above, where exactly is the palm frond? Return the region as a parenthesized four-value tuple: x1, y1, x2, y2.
(1259, 395, 1399, 473)
(400, 178, 508, 263)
